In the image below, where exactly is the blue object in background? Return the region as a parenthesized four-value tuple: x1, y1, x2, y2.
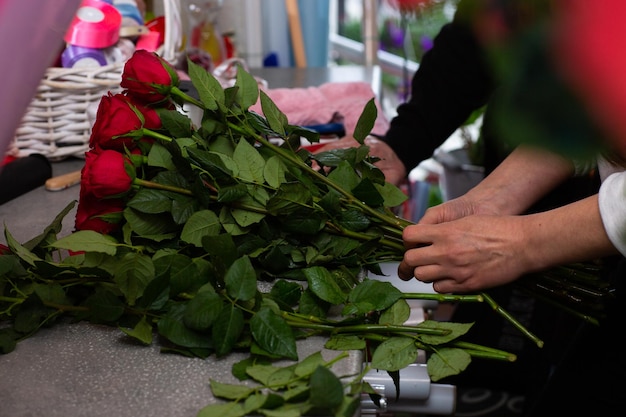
(263, 52, 280, 67)
(260, 0, 329, 67)
(297, 0, 330, 67)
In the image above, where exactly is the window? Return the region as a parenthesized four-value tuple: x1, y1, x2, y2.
(329, 0, 459, 116)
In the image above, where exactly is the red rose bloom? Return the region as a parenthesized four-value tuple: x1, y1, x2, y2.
(81, 149, 135, 199)
(75, 192, 125, 234)
(90, 93, 161, 151)
(121, 50, 180, 105)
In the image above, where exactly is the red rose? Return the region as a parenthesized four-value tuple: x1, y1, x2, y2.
(121, 50, 180, 105)
(90, 93, 161, 151)
(81, 149, 135, 199)
(75, 192, 125, 235)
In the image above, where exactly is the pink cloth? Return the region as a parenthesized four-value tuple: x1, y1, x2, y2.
(250, 81, 390, 137)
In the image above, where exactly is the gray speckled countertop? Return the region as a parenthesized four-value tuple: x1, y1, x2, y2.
(0, 321, 361, 417)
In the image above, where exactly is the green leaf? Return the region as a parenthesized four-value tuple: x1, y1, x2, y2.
(266, 183, 312, 216)
(127, 188, 173, 214)
(183, 286, 223, 331)
(335, 395, 362, 417)
(0, 328, 18, 354)
(171, 194, 200, 225)
(268, 280, 302, 308)
(113, 252, 155, 305)
(376, 181, 409, 207)
(230, 207, 266, 228)
(244, 393, 284, 414)
(303, 266, 346, 305)
(188, 59, 225, 110)
(338, 209, 371, 232)
(345, 280, 402, 315)
(259, 90, 288, 136)
(123, 208, 177, 241)
(297, 289, 329, 318)
(417, 320, 473, 345)
(33, 283, 70, 306)
(233, 139, 266, 184)
(294, 351, 325, 378)
(266, 364, 297, 388)
(181, 209, 222, 247)
(0, 255, 22, 279)
(309, 365, 344, 409)
(13, 295, 52, 334)
(250, 307, 298, 361)
(157, 303, 212, 349)
(327, 160, 361, 192)
(379, 299, 411, 325)
(351, 177, 384, 207)
(246, 364, 281, 386)
(279, 209, 326, 235)
(212, 303, 245, 356)
(263, 155, 287, 189)
(80, 288, 125, 323)
(209, 379, 255, 400)
(235, 65, 260, 109)
(197, 402, 246, 417)
(153, 253, 203, 296)
(157, 108, 193, 138)
(427, 347, 472, 381)
(262, 403, 312, 417)
(352, 98, 377, 143)
(225, 255, 257, 301)
(370, 337, 418, 372)
(324, 335, 366, 351)
(120, 315, 153, 345)
(202, 232, 238, 269)
(147, 142, 175, 170)
(218, 184, 248, 203)
(49, 230, 118, 256)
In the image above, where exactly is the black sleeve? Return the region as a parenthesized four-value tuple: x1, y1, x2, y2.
(382, 19, 495, 173)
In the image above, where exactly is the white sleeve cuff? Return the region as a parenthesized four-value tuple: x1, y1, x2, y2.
(598, 171, 626, 257)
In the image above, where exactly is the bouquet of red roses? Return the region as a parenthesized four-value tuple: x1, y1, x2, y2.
(4, 49, 607, 416)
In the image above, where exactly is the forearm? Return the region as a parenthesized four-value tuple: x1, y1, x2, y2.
(464, 145, 575, 215)
(519, 194, 618, 273)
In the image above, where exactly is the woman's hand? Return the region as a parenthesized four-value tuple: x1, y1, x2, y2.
(398, 195, 617, 294)
(398, 215, 529, 292)
(314, 136, 408, 186)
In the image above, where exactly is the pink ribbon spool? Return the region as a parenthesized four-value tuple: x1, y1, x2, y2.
(64, 0, 122, 49)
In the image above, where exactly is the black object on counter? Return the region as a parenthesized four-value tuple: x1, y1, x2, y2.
(0, 154, 52, 205)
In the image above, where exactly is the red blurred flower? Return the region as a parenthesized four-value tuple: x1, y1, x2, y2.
(90, 93, 161, 152)
(81, 149, 135, 199)
(75, 192, 125, 234)
(121, 50, 179, 105)
(551, 0, 626, 157)
(386, 0, 435, 15)
(0, 244, 10, 255)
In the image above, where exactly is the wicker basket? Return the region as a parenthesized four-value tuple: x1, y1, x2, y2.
(11, 0, 183, 160)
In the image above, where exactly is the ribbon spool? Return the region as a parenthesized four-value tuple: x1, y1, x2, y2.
(64, 0, 122, 49)
(113, 1, 144, 27)
(61, 44, 108, 68)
